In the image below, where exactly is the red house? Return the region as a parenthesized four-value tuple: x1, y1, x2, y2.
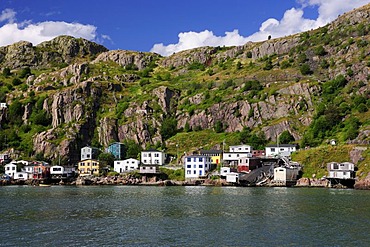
(237, 157, 262, 173)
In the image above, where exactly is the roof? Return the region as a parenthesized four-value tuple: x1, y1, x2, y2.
(266, 144, 297, 148)
(199, 149, 222, 154)
(142, 149, 162, 152)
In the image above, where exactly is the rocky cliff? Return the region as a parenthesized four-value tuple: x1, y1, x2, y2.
(0, 4, 369, 165)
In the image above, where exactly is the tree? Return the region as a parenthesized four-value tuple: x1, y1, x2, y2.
(278, 131, 295, 144)
(98, 153, 115, 168)
(19, 67, 31, 79)
(160, 116, 178, 140)
(2, 67, 11, 77)
(124, 140, 142, 159)
(300, 63, 312, 75)
(214, 121, 225, 133)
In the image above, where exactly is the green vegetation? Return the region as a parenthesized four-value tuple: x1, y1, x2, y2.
(0, 5, 368, 176)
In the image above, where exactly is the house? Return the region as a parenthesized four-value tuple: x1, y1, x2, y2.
(229, 144, 253, 153)
(223, 145, 253, 166)
(78, 159, 100, 176)
(4, 163, 17, 177)
(141, 149, 167, 165)
(265, 144, 297, 157)
(14, 172, 28, 180)
(107, 142, 125, 160)
(237, 157, 263, 173)
(199, 149, 222, 165)
(32, 163, 51, 179)
(184, 155, 212, 179)
(50, 165, 76, 179)
(114, 158, 140, 173)
(139, 164, 160, 174)
(327, 162, 356, 180)
(252, 150, 265, 157)
(81, 146, 101, 161)
(0, 153, 10, 163)
(0, 103, 6, 108)
(273, 167, 300, 185)
(220, 167, 238, 183)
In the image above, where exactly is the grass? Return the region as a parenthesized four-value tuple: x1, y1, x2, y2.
(291, 144, 357, 178)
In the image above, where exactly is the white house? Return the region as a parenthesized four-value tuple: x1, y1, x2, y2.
(327, 162, 356, 179)
(50, 165, 75, 179)
(0, 103, 6, 108)
(114, 158, 140, 173)
(265, 144, 297, 157)
(4, 163, 17, 177)
(81, 146, 100, 161)
(220, 167, 239, 183)
(139, 164, 160, 174)
(229, 144, 253, 153)
(14, 172, 28, 180)
(141, 149, 167, 165)
(273, 167, 300, 184)
(223, 145, 253, 166)
(185, 155, 212, 179)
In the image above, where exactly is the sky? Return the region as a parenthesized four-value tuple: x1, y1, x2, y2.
(0, 0, 369, 56)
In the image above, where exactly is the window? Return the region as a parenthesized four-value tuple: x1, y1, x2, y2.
(12, 167, 15, 170)
(125, 166, 128, 170)
(193, 165, 196, 168)
(187, 165, 191, 168)
(154, 153, 159, 157)
(187, 158, 191, 162)
(199, 158, 203, 162)
(199, 165, 203, 168)
(193, 170, 196, 174)
(87, 154, 90, 158)
(187, 170, 191, 174)
(271, 148, 275, 152)
(199, 170, 202, 176)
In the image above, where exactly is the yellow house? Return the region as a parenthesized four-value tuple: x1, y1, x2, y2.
(199, 150, 223, 165)
(78, 159, 100, 176)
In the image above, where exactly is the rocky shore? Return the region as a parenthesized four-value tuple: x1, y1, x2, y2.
(2, 173, 370, 189)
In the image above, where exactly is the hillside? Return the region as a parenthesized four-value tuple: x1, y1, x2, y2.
(0, 4, 369, 168)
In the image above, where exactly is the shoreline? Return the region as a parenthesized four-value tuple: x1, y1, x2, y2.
(1, 176, 365, 189)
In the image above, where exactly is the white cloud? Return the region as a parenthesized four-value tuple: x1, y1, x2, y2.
(0, 9, 97, 47)
(151, 0, 370, 56)
(0, 8, 16, 23)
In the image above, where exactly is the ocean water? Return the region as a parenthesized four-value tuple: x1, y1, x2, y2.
(1, 186, 370, 247)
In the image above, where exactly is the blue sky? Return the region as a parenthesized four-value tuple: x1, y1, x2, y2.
(0, 0, 369, 56)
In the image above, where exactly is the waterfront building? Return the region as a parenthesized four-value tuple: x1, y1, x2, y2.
(265, 144, 297, 157)
(32, 163, 51, 179)
(107, 142, 125, 160)
(252, 150, 265, 157)
(139, 164, 160, 174)
(237, 157, 263, 173)
(223, 144, 253, 166)
(199, 149, 222, 165)
(141, 149, 167, 165)
(184, 155, 212, 179)
(78, 159, 100, 176)
(4, 163, 17, 177)
(50, 165, 76, 179)
(114, 158, 140, 173)
(327, 162, 356, 179)
(273, 166, 300, 185)
(81, 146, 101, 161)
(14, 172, 28, 180)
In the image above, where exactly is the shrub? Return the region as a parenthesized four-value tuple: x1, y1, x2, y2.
(357, 103, 368, 113)
(314, 45, 327, 56)
(2, 68, 11, 77)
(12, 78, 22, 86)
(160, 116, 178, 140)
(246, 51, 252, 58)
(300, 63, 312, 75)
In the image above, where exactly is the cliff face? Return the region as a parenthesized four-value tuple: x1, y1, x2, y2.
(0, 4, 369, 164)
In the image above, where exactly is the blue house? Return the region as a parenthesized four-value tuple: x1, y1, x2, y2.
(107, 142, 125, 160)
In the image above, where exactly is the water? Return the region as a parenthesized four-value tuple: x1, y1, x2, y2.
(1, 186, 370, 247)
